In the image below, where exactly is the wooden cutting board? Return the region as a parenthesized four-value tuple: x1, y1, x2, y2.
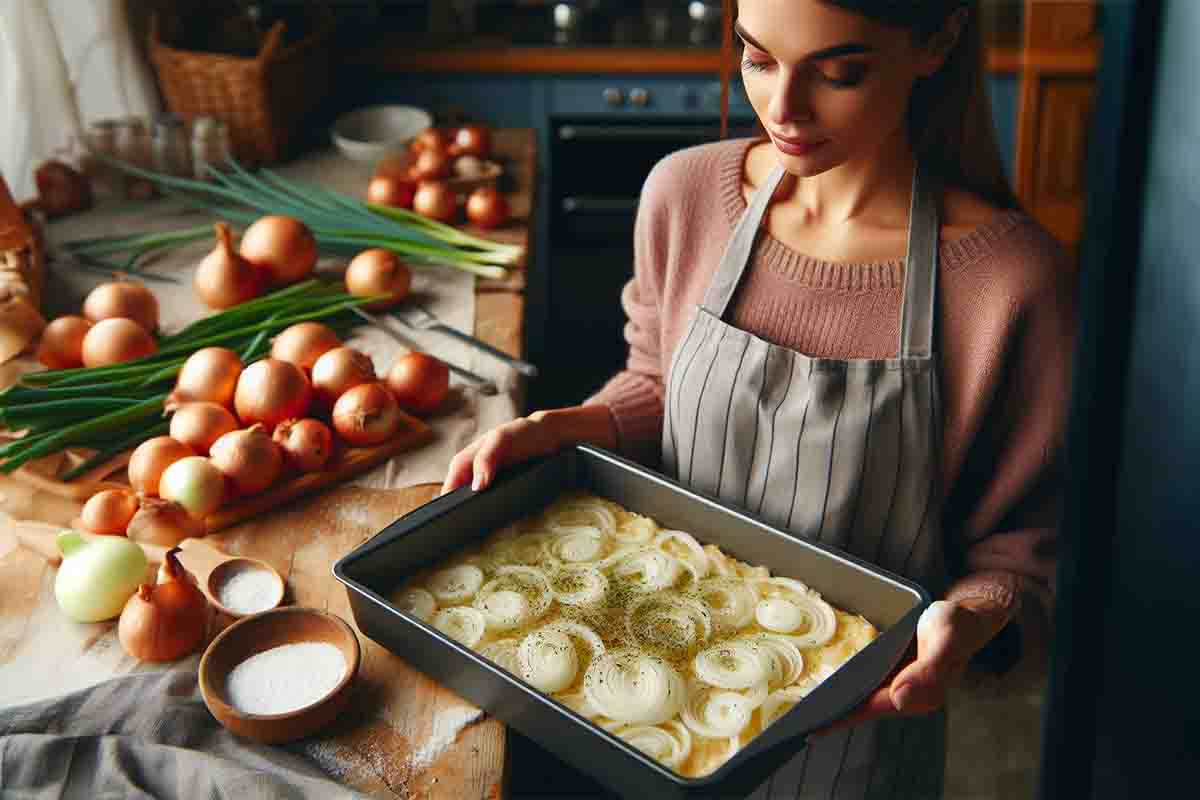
(0, 482, 505, 800)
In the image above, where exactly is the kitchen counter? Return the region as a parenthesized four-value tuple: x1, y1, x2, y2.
(0, 130, 537, 799)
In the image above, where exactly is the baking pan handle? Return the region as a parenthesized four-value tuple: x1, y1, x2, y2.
(734, 603, 924, 763)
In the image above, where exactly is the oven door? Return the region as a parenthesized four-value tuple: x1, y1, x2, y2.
(539, 120, 755, 409)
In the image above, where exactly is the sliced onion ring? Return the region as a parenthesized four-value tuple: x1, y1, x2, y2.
(544, 525, 609, 563)
(617, 720, 693, 769)
(549, 565, 609, 607)
(625, 594, 713, 660)
(427, 564, 484, 604)
(395, 587, 436, 622)
(692, 640, 770, 690)
(697, 578, 758, 631)
(608, 548, 684, 592)
(479, 638, 522, 674)
(654, 530, 710, 579)
(474, 565, 552, 631)
(584, 649, 687, 726)
(741, 634, 805, 688)
(752, 577, 838, 647)
(518, 628, 579, 693)
(432, 606, 486, 647)
(680, 681, 760, 739)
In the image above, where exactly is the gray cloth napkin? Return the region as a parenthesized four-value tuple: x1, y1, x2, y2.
(0, 668, 365, 799)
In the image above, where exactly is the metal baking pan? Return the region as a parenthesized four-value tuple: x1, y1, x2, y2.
(334, 445, 929, 799)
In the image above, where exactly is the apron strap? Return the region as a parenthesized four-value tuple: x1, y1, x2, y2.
(898, 163, 941, 359)
(702, 164, 789, 318)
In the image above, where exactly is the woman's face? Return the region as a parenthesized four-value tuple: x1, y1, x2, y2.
(737, 0, 949, 176)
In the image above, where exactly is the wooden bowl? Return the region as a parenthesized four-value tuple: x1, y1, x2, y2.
(198, 606, 360, 743)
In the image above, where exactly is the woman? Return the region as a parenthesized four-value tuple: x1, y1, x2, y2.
(444, 0, 1075, 796)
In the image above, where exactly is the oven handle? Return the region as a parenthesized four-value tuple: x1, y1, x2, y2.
(561, 196, 639, 215)
(558, 124, 724, 143)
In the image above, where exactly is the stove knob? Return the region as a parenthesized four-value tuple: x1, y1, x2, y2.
(603, 87, 625, 107)
(629, 87, 651, 107)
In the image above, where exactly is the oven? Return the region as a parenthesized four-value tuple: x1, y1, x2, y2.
(534, 77, 757, 409)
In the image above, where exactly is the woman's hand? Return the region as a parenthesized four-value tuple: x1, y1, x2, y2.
(440, 405, 618, 495)
(810, 598, 1013, 735)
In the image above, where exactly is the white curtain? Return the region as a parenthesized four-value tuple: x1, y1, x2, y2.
(0, 0, 159, 202)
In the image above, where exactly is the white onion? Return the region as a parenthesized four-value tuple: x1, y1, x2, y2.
(543, 621, 605, 665)
(427, 564, 485, 604)
(697, 578, 758, 632)
(618, 720, 693, 769)
(518, 628, 579, 693)
(654, 530, 710, 579)
(544, 525, 609, 563)
(549, 566, 608, 607)
(609, 548, 684, 592)
(625, 594, 712, 660)
(432, 606, 486, 647)
(741, 634, 805, 688)
(584, 649, 687, 726)
(474, 565, 552, 631)
(545, 497, 616, 536)
(680, 681, 763, 739)
(692, 640, 771, 690)
(752, 578, 838, 647)
(479, 639, 522, 674)
(396, 587, 436, 622)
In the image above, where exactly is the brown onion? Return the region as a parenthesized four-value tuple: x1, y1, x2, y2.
(210, 424, 283, 496)
(270, 321, 340, 371)
(345, 249, 412, 309)
(80, 489, 139, 536)
(465, 185, 510, 230)
(118, 548, 207, 662)
(452, 124, 492, 158)
(273, 418, 334, 472)
(37, 315, 92, 369)
(34, 160, 92, 217)
(127, 498, 204, 548)
(194, 222, 261, 309)
(311, 346, 376, 409)
(412, 181, 457, 222)
(129, 436, 194, 496)
(366, 174, 416, 209)
(234, 358, 312, 431)
(411, 148, 450, 180)
(333, 382, 402, 447)
(386, 352, 450, 415)
(411, 128, 447, 154)
(173, 347, 243, 408)
(169, 401, 238, 454)
(81, 318, 157, 367)
(159, 456, 225, 517)
(83, 281, 159, 332)
(453, 155, 487, 179)
(238, 215, 317, 286)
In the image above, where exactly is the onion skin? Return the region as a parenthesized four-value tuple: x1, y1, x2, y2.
(127, 498, 204, 548)
(129, 436, 194, 496)
(466, 186, 510, 230)
(332, 382, 403, 447)
(238, 215, 317, 286)
(81, 318, 157, 367)
(159, 456, 226, 518)
(169, 401, 239, 454)
(234, 358, 313, 431)
(345, 249, 412, 309)
(37, 315, 92, 369)
(273, 418, 334, 472)
(118, 548, 207, 662)
(80, 489, 139, 536)
(412, 181, 458, 223)
(366, 175, 416, 209)
(194, 222, 262, 309)
(83, 281, 159, 332)
(386, 353, 450, 415)
(209, 424, 283, 496)
(173, 347, 243, 408)
(311, 346, 376, 409)
(270, 321, 340, 371)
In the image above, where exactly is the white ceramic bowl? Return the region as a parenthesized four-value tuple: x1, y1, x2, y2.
(331, 105, 433, 162)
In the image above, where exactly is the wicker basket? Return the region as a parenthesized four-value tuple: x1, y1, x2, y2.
(148, 8, 333, 165)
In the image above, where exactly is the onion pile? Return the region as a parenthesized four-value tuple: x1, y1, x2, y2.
(238, 215, 317, 286)
(37, 316, 92, 369)
(81, 318, 157, 367)
(194, 223, 261, 309)
(172, 347, 243, 407)
(270, 321, 340, 370)
(83, 281, 159, 332)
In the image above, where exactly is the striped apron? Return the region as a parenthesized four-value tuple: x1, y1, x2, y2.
(662, 163, 948, 799)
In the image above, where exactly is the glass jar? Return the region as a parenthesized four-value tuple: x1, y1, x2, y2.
(153, 113, 192, 178)
(81, 119, 120, 201)
(190, 116, 233, 180)
(114, 117, 156, 200)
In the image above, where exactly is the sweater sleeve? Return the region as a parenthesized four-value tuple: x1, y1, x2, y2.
(583, 158, 675, 466)
(941, 223, 1078, 673)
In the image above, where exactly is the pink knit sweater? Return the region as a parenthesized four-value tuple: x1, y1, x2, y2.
(586, 138, 1077, 662)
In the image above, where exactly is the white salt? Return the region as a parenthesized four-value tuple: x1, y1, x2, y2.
(225, 641, 348, 716)
(215, 564, 281, 615)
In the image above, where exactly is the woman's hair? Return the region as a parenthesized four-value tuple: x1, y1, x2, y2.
(720, 0, 1018, 209)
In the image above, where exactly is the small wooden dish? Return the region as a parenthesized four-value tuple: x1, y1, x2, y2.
(198, 606, 360, 744)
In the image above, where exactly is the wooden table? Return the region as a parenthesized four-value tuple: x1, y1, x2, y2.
(0, 129, 538, 799)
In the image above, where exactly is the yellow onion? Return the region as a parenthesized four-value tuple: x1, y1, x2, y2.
(168, 401, 239, 454)
(37, 315, 92, 369)
(332, 382, 402, 447)
(238, 215, 317, 286)
(159, 456, 225, 518)
(128, 436, 194, 496)
(209, 424, 283, 496)
(270, 321, 340, 370)
(273, 418, 334, 472)
(311, 346, 376, 409)
(81, 318, 157, 367)
(345, 249, 412, 309)
(126, 497, 205, 548)
(234, 358, 312, 431)
(83, 281, 159, 332)
(194, 222, 261, 309)
(172, 347, 243, 408)
(118, 547, 207, 662)
(80, 488, 139, 536)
